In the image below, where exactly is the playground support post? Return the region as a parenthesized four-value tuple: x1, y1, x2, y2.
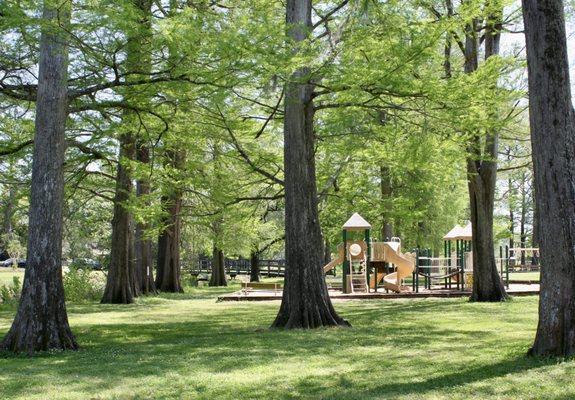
(505, 245, 509, 288)
(342, 230, 348, 293)
(415, 249, 420, 293)
(426, 249, 431, 290)
(460, 240, 466, 291)
(499, 246, 503, 278)
(365, 229, 372, 293)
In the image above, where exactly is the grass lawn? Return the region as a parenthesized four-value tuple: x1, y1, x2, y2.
(0, 268, 24, 286)
(508, 272, 540, 282)
(1, 286, 573, 399)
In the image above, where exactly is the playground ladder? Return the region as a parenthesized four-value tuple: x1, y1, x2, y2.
(349, 273, 368, 293)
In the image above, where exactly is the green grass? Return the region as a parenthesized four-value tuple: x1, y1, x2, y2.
(0, 286, 573, 399)
(508, 272, 540, 282)
(0, 268, 24, 286)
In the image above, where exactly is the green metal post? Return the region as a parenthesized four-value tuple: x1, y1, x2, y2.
(505, 245, 510, 288)
(427, 249, 431, 289)
(415, 249, 419, 293)
(365, 229, 371, 292)
(499, 246, 503, 278)
(461, 240, 465, 291)
(342, 230, 348, 293)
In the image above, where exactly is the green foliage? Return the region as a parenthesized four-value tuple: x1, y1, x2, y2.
(63, 268, 106, 303)
(0, 0, 533, 266)
(0, 275, 21, 305)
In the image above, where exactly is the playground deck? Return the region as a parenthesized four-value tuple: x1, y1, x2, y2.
(217, 283, 540, 301)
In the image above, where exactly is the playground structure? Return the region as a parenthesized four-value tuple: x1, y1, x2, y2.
(323, 216, 542, 294)
(220, 214, 542, 301)
(323, 213, 416, 294)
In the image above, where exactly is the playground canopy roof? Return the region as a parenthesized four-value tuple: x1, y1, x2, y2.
(342, 213, 372, 231)
(443, 222, 472, 241)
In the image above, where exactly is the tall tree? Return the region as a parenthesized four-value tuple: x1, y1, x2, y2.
(134, 0, 156, 295)
(250, 249, 260, 282)
(209, 243, 227, 287)
(380, 165, 393, 240)
(155, 150, 185, 292)
(523, 0, 575, 357)
(272, 0, 349, 329)
(464, 4, 508, 301)
(209, 215, 227, 287)
(1, 0, 77, 354)
(101, 0, 154, 303)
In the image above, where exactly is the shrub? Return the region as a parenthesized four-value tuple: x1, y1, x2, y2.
(0, 276, 21, 305)
(182, 274, 198, 287)
(63, 267, 105, 303)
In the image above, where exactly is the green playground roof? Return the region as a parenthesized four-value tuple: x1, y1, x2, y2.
(342, 213, 372, 231)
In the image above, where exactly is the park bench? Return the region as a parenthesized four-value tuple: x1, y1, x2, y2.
(241, 282, 283, 295)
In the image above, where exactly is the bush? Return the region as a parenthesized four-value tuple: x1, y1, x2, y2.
(63, 267, 105, 303)
(182, 274, 198, 287)
(0, 276, 21, 305)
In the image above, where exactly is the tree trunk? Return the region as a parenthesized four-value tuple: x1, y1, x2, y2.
(272, 0, 349, 329)
(250, 250, 260, 283)
(135, 150, 155, 295)
(507, 149, 515, 250)
(380, 165, 393, 240)
(520, 175, 527, 266)
(135, 193, 155, 294)
(134, 0, 155, 295)
(209, 246, 227, 286)
(102, 143, 136, 303)
(155, 150, 184, 293)
(102, 0, 153, 303)
(443, 0, 453, 78)
(155, 194, 184, 292)
(1, 1, 77, 354)
(509, 180, 515, 250)
(465, 8, 508, 302)
(523, 0, 575, 357)
(532, 176, 539, 247)
(468, 175, 508, 301)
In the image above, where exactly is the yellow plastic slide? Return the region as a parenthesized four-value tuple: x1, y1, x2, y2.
(381, 242, 415, 293)
(323, 244, 344, 273)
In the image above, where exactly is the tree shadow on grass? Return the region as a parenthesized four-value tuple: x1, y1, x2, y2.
(0, 297, 552, 399)
(0, 315, 548, 399)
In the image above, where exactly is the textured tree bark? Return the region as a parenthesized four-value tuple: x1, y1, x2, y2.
(102, 0, 153, 303)
(136, 146, 155, 295)
(155, 194, 184, 292)
(523, 0, 575, 357)
(443, 0, 453, 78)
(272, 0, 349, 329)
(250, 250, 260, 283)
(520, 176, 527, 266)
(531, 176, 539, 247)
(134, 0, 155, 295)
(102, 142, 136, 303)
(209, 246, 227, 287)
(380, 165, 393, 240)
(155, 150, 184, 293)
(135, 184, 155, 294)
(1, 1, 77, 354)
(465, 9, 508, 302)
(508, 177, 515, 250)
